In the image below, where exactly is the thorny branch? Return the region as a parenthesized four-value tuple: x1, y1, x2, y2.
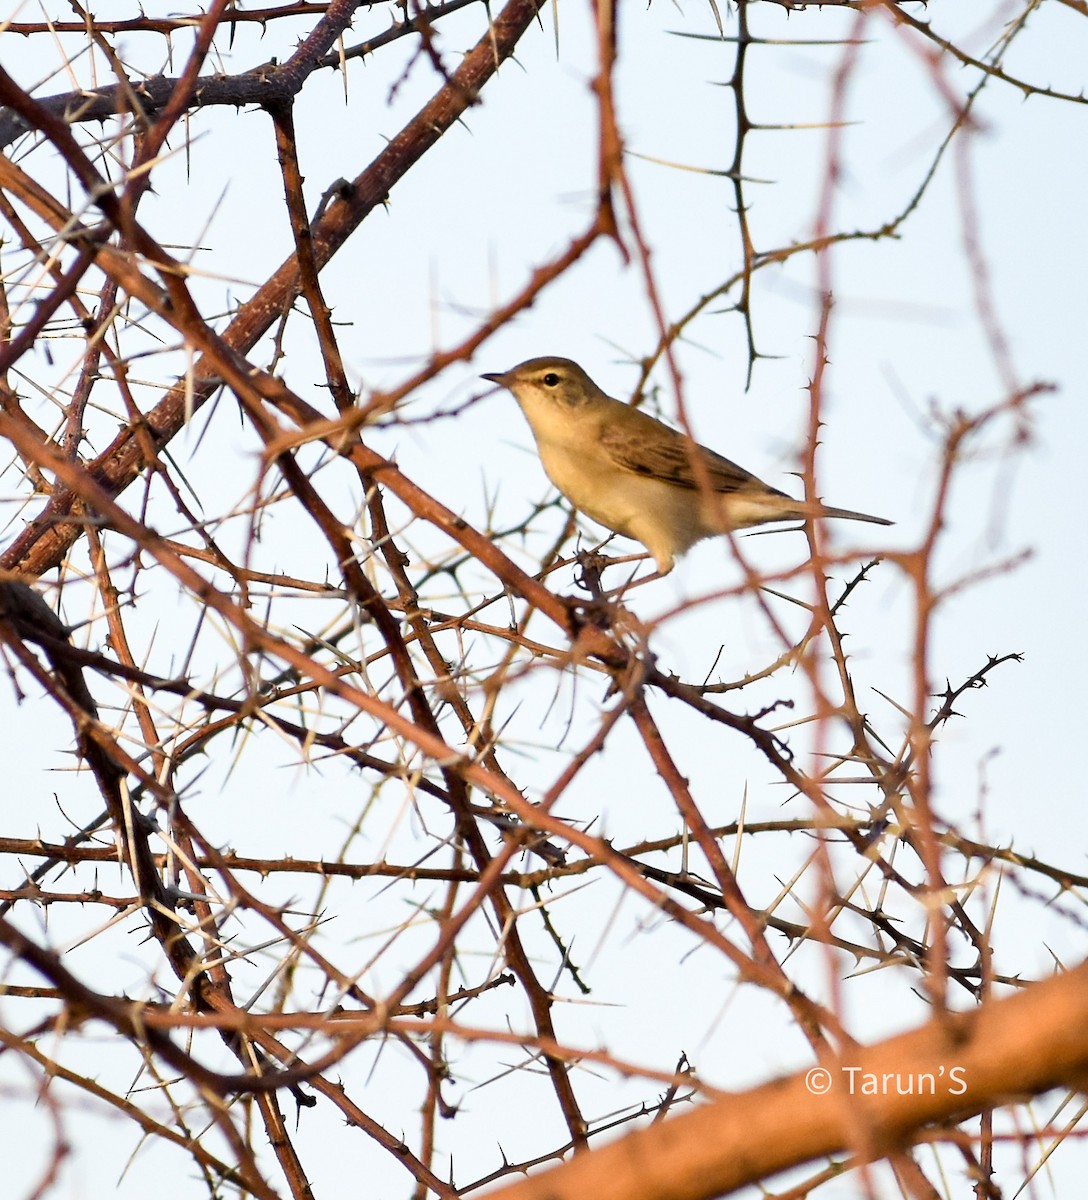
(0, 2, 1082, 1198)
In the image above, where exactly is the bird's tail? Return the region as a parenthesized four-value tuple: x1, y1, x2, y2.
(814, 504, 893, 526)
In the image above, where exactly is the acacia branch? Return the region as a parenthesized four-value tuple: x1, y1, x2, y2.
(484, 963, 1088, 1200)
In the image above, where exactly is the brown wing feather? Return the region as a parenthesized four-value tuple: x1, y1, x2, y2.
(599, 416, 787, 497)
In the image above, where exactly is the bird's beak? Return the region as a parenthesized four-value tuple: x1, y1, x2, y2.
(481, 371, 507, 386)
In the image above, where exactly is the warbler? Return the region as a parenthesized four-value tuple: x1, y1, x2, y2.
(483, 356, 891, 574)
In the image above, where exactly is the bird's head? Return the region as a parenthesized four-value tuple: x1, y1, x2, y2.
(482, 358, 604, 414)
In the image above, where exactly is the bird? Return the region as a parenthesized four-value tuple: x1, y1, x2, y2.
(482, 356, 891, 575)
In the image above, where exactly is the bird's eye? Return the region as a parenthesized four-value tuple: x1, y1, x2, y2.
(542, 372, 560, 387)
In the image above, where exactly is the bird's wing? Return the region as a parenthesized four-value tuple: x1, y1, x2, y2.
(599, 418, 783, 496)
